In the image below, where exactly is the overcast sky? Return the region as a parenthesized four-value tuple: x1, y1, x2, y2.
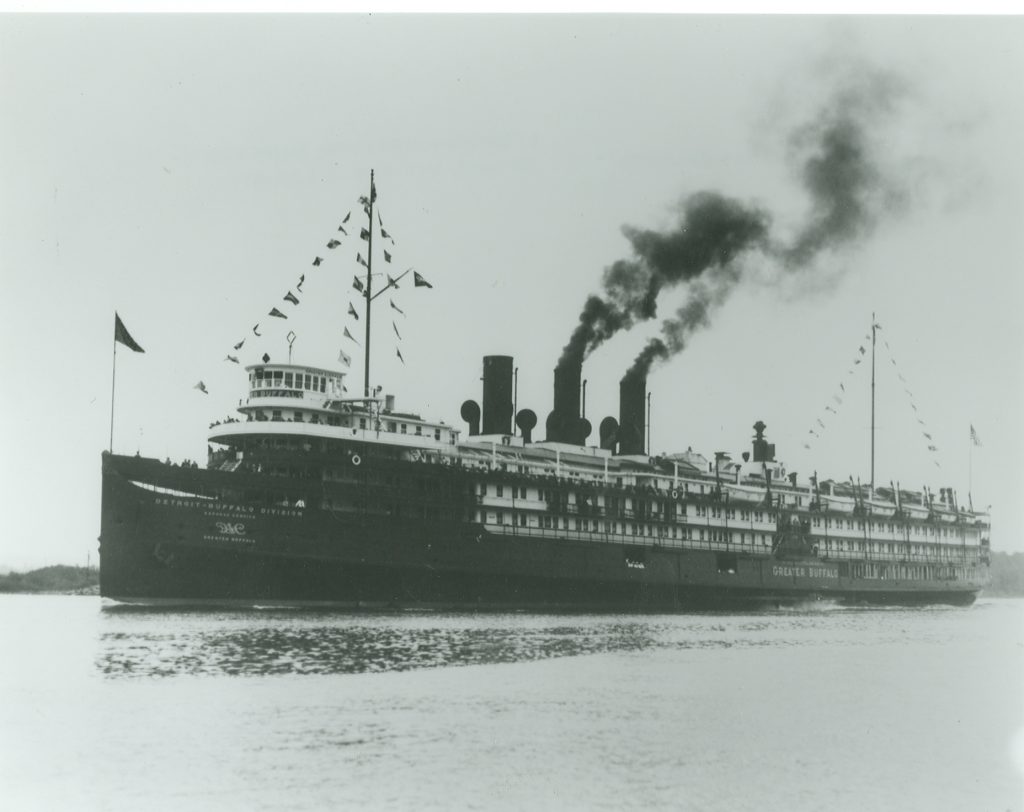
(1, 14, 1021, 569)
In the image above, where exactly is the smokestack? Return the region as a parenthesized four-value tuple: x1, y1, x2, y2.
(481, 355, 514, 435)
(618, 372, 646, 455)
(547, 362, 583, 443)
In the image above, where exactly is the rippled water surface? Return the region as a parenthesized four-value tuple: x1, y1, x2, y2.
(1, 596, 1021, 811)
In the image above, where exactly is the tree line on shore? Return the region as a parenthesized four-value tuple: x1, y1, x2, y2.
(0, 565, 98, 594)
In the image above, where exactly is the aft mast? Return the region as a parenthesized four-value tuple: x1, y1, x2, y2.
(363, 170, 375, 398)
(870, 311, 876, 494)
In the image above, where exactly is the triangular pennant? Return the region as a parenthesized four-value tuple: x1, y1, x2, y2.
(342, 212, 351, 224)
(327, 239, 341, 249)
(348, 302, 359, 320)
(344, 327, 360, 345)
(384, 250, 392, 263)
(357, 253, 368, 268)
(225, 355, 239, 364)
(253, 323, 262, 336)
(269, 307, 287, 319)
(392, 321, 402, 340)
(381, 228, 392, 242)
(312, 256, 323, 266)
(194, 381, 208, 394)
(353, 276, 365, 292)
(296, 274, 305, 291)
(386, 274, 398, 289)
(338, 349, 351, 367)
(360, 228, 370, 241)
(390, 300, 405, 315)
(233, 339, 245, 350)
(413, 271, 432, 288)
(337, 225, 348, 236)
(284, 291, 299, 305)
(113, 313, 145, 353)
(396, 347, 404, 363)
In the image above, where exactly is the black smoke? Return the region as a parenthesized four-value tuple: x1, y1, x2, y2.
(560, 67, 910, 383)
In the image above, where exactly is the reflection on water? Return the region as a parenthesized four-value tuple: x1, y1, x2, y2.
(98, 612, 658, 677)
(95, 602, 977, 679)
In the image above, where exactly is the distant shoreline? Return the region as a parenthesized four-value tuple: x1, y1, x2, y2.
(0, 566, 99, 595)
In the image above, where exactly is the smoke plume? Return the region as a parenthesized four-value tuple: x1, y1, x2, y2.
(560, 66, 910, 383)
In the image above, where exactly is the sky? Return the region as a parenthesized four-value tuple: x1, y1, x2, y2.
(1, 14, 1022, 569)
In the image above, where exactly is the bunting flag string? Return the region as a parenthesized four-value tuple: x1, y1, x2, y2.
(880, 332, 942, 470)
(802, 326, 875, 453)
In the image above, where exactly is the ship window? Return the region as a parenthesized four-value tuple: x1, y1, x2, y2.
(415, 425, 422, 436)
(285, 373, 293, 387)
(294, 411, 303, 422)
(496, 484, 504, 497)
(272, 410, 282, 421)
(400, 424, 407, 434)
(434, 429, 441, 441)
(320, 379, 326, 392)
(273, 371, 283, 384)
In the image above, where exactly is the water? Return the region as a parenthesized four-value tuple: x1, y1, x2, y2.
(1, 596, 1021, 812)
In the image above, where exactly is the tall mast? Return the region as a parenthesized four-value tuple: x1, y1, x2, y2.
(363, 169, 375, 398)
(870, 312, 876, 494)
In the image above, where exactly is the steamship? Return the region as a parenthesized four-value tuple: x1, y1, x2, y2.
(99, 180, 991, 609)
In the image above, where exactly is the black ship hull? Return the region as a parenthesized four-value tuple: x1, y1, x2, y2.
(100, 454, 982, 610)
